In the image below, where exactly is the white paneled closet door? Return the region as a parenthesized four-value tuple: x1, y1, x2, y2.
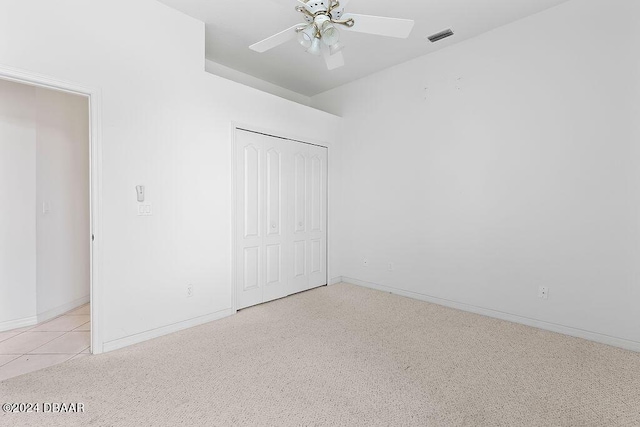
(288, 142, 327, 294)
(236, 129, 327, 310)
(236, 130, 289, 310)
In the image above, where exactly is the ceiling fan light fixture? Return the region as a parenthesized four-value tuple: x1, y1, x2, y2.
(297, 24, 316, 49)
(320, 21, 340, 46)
(250, 0, 416, 70)
(306, 37, 322, 56)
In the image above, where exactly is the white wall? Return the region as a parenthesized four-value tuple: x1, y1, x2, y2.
(205, 60, 311, 107)
(312, 0, 640, 348)
(0, 0, 340, 350)
(36, 87, 90, 319)
(0, 79, 37, 330)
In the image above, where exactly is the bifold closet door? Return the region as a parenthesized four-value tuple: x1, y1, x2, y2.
(236, 129, 327, 310)
(288, 143, 327, 294)
(236, 130, 289, 310)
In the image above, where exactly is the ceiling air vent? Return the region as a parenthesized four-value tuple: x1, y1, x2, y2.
(428, 29, 454, 43)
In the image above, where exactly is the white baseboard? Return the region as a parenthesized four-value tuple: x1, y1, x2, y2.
(0, 296, 90, 332)
(0, 315, 38, 332)
(342, 276, 640, 353)
(37, 295, 90, 324)
(329, 276, 343, 285)
(103, 308, 235, 353)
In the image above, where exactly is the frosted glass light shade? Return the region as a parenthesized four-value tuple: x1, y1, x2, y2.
(321, 21, 340, 46)
(298, 25, 315, 49)
(298, 32, 312, 49)
(306, 37, 321, 56)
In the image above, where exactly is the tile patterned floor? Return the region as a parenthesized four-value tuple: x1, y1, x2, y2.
(0, 304, 90, 382)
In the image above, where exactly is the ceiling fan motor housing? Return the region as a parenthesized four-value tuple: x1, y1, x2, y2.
(303, 1, 327, 15)
(301, 1, 344, 24)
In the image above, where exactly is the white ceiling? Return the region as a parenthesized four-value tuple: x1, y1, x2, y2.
(158, 0, 570, 96)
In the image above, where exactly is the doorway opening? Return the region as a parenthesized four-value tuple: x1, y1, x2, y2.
(0, 72, 99, 381)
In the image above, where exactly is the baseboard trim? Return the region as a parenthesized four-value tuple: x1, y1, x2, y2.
(103, 308, 235, 353)
(0, 315, 38, 332)
(329, 276, 343, 285)
(341, 277, 640, 353)
(37, 295, 90, 324)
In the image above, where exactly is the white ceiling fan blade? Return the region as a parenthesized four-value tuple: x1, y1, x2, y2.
(249, 24, 302, 53)
(341, 13, 415, 38)
(321, 44, 345, 70)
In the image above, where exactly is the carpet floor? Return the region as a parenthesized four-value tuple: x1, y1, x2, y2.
(1, 282, 639, 426)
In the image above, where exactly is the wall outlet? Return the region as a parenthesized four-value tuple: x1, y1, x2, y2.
(363, 258, 369, 267)
(187, 285, 194, 298)
(388, 262, 394, 271)
(538, 286, 549, 300)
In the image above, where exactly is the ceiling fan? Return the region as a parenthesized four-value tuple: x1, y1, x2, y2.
(249, 0, 415, 70)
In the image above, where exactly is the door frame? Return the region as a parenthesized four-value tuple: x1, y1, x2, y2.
(230, 122, 331, 312)
(0, 65, 104, 354)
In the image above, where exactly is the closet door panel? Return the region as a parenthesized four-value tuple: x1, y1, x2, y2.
(294, 153, 306, 234)
(310, 156, 322, 233)
(243, 246, 260, 291)
(311, 239, 322, 274)
(244, 145, 260, 238)
(308, 146, 328, 288)
(265, 244, 281, 285)
(289, 145, 309, 293)
(263, 140, 289, 303)
(266, 148, 281, 236)
(294, 240, 306, 278)
(236, 132, 264, 309)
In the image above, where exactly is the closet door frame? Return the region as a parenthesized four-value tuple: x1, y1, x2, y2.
(230, 123, 331, 313)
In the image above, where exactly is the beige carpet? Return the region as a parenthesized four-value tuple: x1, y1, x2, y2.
(1, 283, 639, 426)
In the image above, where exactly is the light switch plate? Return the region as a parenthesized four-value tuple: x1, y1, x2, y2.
(137, 203, 153, 216)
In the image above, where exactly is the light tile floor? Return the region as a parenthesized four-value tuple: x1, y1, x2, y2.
(0, 304, 90, 382)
